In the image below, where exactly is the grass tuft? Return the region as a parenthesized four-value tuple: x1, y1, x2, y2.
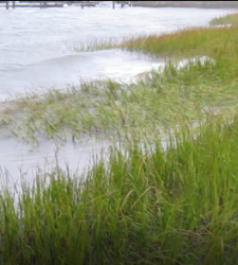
(1, 115, 238, 263)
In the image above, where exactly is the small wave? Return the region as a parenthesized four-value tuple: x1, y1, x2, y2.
(0, 64, 26, 73)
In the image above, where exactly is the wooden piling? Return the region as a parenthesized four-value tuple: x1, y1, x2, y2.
(40, 1, 47, 8)
(6, 1, 9, 9)
(112, 1, 115, 9)
(12, 1, 16, 8)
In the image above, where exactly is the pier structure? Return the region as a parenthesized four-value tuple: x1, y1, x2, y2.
(3, 1, 101, 9)
(3, 1, 238, 10)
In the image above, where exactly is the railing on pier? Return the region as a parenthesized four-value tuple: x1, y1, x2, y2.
(3, 1, 101, 9)
(3, 1, 130, 9)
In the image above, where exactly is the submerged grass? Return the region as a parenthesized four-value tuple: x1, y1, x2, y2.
(1, 25, 238, 144)
(2, 114, 238, 264)
(1, 60, 238, 144)
(0, 68, 236, 145)
(74, 38, 119, 52)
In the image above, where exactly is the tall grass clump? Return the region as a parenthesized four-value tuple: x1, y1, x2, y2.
(1, 113, 238, 264)
(120, 26, 238, 61)
(120, 26, 238, 86)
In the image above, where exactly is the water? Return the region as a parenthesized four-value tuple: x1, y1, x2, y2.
(0, 2, 236, 186)
(0, 2, 235, 97)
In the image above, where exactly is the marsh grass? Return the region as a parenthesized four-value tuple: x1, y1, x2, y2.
(120, 26, 238, 62)
(74, 38, 119, 52)
(210, 13, 238, 25)
(2, 114, 238, 264)
(2, 21, 238, 264)
(1, 57, 238, 145)
(1, 25, 237, 145)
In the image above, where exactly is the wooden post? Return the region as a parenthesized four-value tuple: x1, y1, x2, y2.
(12, 1, 16, 8)
(112, 1, 115, 9)
(6, 1, 9, 9)
(121, 1, 124, 8)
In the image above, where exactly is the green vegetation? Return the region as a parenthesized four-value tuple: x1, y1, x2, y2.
(120, 26, 238, 60)
(2, 26, 238, 145)
(210, 12, 238, 25)
(1, 62, 236, 145)
(75, 38, 118, 52)
(2, 14, 238, 264)
(2, 116, 238, 264)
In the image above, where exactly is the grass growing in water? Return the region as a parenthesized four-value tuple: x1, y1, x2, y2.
(1, 114, 238, 264)
(74, 38, 119, 52)
(2, 21, 238, 264)
(120, 26, 238, 62)
(0, 60, 237, 145)
(0, 25, 238, 145)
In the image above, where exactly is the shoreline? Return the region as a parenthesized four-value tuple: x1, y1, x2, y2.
(131, 1, 238, 8)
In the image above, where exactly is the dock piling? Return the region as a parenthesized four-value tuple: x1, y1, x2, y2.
(3, 1, 104, 9)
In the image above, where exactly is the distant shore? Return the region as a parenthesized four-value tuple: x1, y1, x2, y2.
(131, 1, 238, 8)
